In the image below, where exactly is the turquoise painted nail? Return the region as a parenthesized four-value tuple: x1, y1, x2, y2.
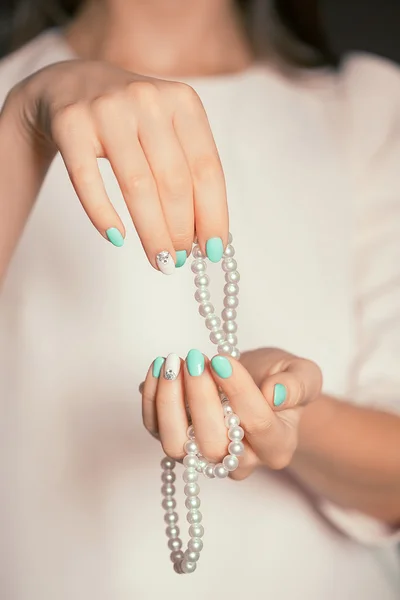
(152, 356, 165, 378)
(273, 383, 287, 407)
(211, 355, 232, 379)
(206, 237, 224, 263)
(175, 250, 187, 268)
(186, 349, 204, 377)
(106, 227, 124, 247)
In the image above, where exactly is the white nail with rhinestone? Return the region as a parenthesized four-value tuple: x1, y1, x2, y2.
(156, 251, 175, 275)
(164, 353, 181, 380)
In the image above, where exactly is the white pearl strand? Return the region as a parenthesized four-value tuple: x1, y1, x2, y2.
(161, 233, 243, 574)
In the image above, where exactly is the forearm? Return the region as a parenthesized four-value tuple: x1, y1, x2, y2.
(0, 90, 54, 281)
(292, 395, 400, 524)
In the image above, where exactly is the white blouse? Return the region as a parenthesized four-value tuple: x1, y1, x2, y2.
(0, 31, 399, 600)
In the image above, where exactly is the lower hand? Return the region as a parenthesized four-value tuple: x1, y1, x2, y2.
(142, 348, 322, 480)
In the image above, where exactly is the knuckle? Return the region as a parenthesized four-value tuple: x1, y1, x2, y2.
(197, 438, 226, 463)
(68, 164, 95, 190)
(51, 102, 86, 139)
(158, 170, 191, 200)
(244, 415, 273, 437)
(191, 155, 222, 184)
(121, 171, 154, 197)
(130, 80, 160, 105)
(91, 94, 122, 120)
(175, 82, 201, 108)
(171, 231, 194, 251)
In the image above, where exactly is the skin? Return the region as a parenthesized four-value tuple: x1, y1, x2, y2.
(0, 0, 399, 525)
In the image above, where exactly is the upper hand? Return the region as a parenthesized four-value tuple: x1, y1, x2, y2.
(142, 348, 322, 480)
(7, 60, 228, 269)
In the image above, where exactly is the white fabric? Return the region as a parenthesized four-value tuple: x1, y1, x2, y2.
(0, 31, 399, 600)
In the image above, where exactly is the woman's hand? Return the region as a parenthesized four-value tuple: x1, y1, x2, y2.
(5, 60, 228, 270)
(141, 348, 322, 480)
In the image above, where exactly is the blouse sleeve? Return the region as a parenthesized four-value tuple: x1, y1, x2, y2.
(318, 53, 400, 545)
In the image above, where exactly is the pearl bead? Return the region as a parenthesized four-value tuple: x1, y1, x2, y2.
(194, 287, 210, 303)
(225, 414, 240, 428)
(187, 509, 202, 524)
(162, 497, 176, 511)
(185, 550, 200, 563)
(189, 524, 204, 538)
(226, 333, 238, 346)
(166, 525, 180, 539)
(223, 454, 239, 471)
(203, 463, 216, 478)
(228, 426, 244, 441)
(199, 302, 214, 317)
(223, 244, 235, 258)
(161, 483, 175, 496)
(228, 441, 245, 456)
(183, 454, 197, 469)
(217, 342, 234, 356)
(228, 232, 233, 243)
(191, 259, 207, 274)
(164, 511, 179, 525)
(224, 295, 239, 309)
(222, 258, 237, 272)
(205, 314, 221, 330)
(186, 425, 196, 439)
(161, 471, 176, 484)
(209, 329, 225, 344)
(222, 403, 233, 416)
(183, 469, 198, 483)
(184, 440, 198, 455)
(224, 283, 239, 296)
(225, 270, 240, 284)
(223, 320, 237, 334)
(173, 562, 184, 574)
(161, 457, 175, 470)
(196, 455, 207, 473)
(231, 348, 241, 360)
(168, 538, 183, 551)
(181, 560, 197, 574)
(185, 496, 201, 510)
(214, 463, 229, 478)
(184, 483, 200, 497)
(170, 550, 184, 564)
(188, 537, 203, 553)
(221, 308, 237, 321)
(192, 245, 205, 259)
(194, 273, 210, 288)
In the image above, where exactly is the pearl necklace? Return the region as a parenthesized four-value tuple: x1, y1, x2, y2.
(161, 233, 243, 574)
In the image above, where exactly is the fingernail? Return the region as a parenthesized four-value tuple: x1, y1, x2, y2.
(106, 227, 124, 247)
(175, 250, 187, 268)
(164, 353, 180, 380)
(152, 356, 165, 378)
(156, 251, 175, 275)
(186, 349, 205, 377)
(206, 237, 224, 263)
(273, 383, 287, 406)
(211, 355, 232, 379)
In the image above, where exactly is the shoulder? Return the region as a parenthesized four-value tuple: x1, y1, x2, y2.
(338, 53, 400, 172)
(0, 30, 71, 107)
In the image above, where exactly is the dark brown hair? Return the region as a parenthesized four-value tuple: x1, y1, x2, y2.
(0, 0, 338, 67)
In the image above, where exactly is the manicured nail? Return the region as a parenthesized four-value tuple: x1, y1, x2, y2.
(156, 251, 175, 275)
(106, 227, 124, 247)
(186, 349, 205, 377)
(164, 353, 181, 380)
(206, 237, 224, 263)
(152, 356, 165, 378)
(211, 355, 232, 379)
(273, 383, 287, 406)
(175, 250, 187, 268)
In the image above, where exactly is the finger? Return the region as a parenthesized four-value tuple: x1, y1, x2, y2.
(210, 355, 295, 469)
(260, 358, 323, 412)
(142, 356, 165, 437)
(184, 349, 228, 463)
(93, 97, 176, 273)
(156, 353, 188, 459)
(228, 440, 259, 481)
(171, 85, 229, 262)
(53, 104, 126, 245)
(137, 108, 194, 264)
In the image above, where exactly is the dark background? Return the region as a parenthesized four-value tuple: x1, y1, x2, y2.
(0, 0, 399, 64)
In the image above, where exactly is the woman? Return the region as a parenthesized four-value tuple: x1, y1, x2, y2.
(0, 0, 399, 598)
